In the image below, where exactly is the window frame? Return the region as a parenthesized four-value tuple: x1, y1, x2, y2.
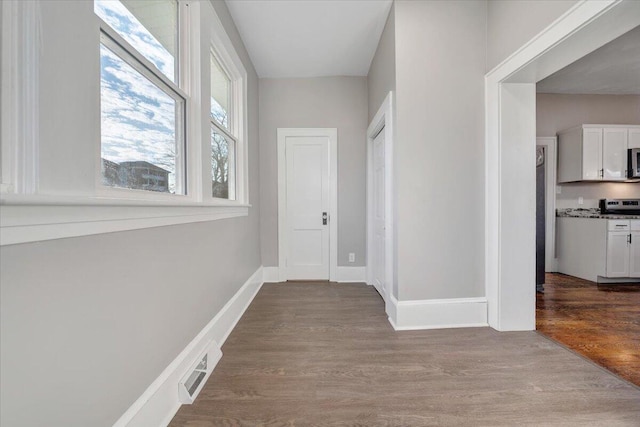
(209, 48, 232, 131)
(205, 18, 249, 205)
(0, 0, 251, 247)
(95, 1, 189, 199)
(209, 49, 236, 201)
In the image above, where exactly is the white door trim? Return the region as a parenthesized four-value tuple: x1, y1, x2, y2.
(277, 128, 338, 282)
(366, 92, 395, 307)
(536, 137, 558, 273)
(485, 0, 640, 331)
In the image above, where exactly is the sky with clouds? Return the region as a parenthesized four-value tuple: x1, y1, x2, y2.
(96, 0, 178, 191)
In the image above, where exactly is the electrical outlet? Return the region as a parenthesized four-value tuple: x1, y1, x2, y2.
(578, 197, 584, 205)
(348, 253, 355, 263)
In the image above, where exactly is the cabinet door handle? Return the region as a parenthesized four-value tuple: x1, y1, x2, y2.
(599, 169, 604, 178)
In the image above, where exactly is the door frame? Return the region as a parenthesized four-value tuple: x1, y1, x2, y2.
(277, 128, 338, 282)
(536, 137, 558, 273)
(485, 0, 640, 331)
(366, 92, 395, 305)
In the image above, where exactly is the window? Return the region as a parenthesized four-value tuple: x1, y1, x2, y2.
(1, 0, 250, 246)
(210, 52, 236, 200)
(210, 54, 230, 129)
(95, 0, 185, 195)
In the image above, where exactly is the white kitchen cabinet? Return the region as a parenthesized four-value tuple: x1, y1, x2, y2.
(631, 221, 640, 277)
(606, 231, 631, 277)
(557, 125, 639, 183)
(629, 128, 640, 149)
(557, 218, 640, 281)
(630, 232, 640, 277)
(582, 128, 602, 180)
(605, 220, 640, 278)
(557, 217, 607, 282)
(602, 128, 628, 180)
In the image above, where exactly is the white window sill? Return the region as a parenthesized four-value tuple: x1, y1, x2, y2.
(0, 194, 250, 246)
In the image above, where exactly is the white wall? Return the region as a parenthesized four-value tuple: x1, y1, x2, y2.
(487, 0, 578, 71)
(393, 0, 486, 301)
(0, 1, 262, 426)
(537, 93, 640, 208)
(259, 77, 368, 267)
(367, 3, 395, 122)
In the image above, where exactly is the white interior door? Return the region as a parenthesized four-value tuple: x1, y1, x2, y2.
(285, 136, 330, 280)
(372, 129, 386, 295)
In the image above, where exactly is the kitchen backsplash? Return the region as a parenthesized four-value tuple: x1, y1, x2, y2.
(556, 182, 640, 209)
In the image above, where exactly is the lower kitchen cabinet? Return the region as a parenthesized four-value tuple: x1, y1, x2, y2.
(606, 232, 632, 277)
(557, 217, 640, 282)
(630, 227, 640, 277)
(606, 220, 640, 278)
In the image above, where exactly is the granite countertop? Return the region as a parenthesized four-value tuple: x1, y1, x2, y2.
(556, 208, 640, 220)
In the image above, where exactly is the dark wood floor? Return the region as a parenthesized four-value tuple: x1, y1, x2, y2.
(537, 273, 640, 387)
(170, 282, 640, 426)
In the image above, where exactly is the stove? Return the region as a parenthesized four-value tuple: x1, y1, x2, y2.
(599, 199, 640, 215)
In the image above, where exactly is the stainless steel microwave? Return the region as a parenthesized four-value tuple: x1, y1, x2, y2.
(629, 148, 640, 179)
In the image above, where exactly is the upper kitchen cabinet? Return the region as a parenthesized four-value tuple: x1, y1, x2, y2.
(603, 127, 628, 180)
(557, 124, 640, 183)
(582, 127, 602, 181)
(629, 128, 640, 149)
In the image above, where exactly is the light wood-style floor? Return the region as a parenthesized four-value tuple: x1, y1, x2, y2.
(537, 273, 640, 387)
(170, 282, 640, 426)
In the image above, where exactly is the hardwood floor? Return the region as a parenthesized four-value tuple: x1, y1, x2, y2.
(537, 273, 640, 387)
(170, 282, 640, 426)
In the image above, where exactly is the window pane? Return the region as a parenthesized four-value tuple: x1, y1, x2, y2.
(211, 53, 230, 129)
(100, 43, 181, 194)
(211, 128, 235, 199)
(95, 0, 177, 82)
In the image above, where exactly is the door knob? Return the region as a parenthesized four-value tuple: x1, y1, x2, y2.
(322, 212, 327, 225)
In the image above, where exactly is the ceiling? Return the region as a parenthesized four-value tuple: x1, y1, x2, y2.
(225, 0, 393, 78)
(537, 25, 640, 95)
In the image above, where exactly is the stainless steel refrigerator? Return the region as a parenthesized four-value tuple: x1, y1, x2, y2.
(536, 147, 545, 293)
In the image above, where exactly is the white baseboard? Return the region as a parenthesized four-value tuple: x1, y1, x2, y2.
(262, 266, 281, 283)
(113, 267, 264, 427)
(388, 295, 488, 331)
(262, 266, 366, 283)
(336, 266, 366, 282)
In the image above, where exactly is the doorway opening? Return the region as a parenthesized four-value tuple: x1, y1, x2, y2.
(533, 24, 640, 386)
(366, 92, 394, 314)
(485, 1, 640, 331)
